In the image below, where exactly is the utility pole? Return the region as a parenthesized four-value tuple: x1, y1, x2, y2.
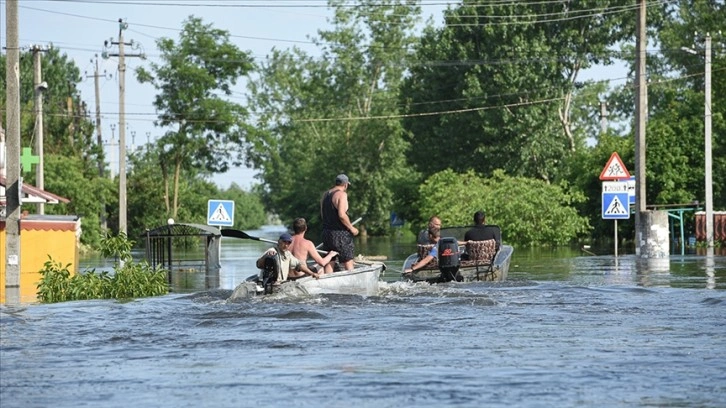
(704, 33, 713, 248)
(599, 101, 608, 135)
(103, 19, 144, 236)
(108, 123, 117, 179)
(682, 33, 715, 248)
(634, 0, 648, 256)
(32, 45, 49, 214)
(86, 55, 110, 229)
(5, 0, 21, 305)
(86, 55, 109, 181)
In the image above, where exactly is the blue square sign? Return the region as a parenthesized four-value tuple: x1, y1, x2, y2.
(207, 199, 235, 226)
(602, 192, 630, 220)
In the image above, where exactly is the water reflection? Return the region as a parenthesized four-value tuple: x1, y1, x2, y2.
(636, 257, 671, 287)
(706, 247, 716, 290)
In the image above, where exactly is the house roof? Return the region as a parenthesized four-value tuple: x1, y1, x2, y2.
(0, 176, 70, 205)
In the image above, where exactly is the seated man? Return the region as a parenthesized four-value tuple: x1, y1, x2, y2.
(256, 233, 320, 286)
(405, 227, 440, 274)
(417, 215, 442, 244)
(289, 217, 338, 274)
(464, 211, 501, 249)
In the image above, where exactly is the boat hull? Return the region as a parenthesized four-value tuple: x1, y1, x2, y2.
(229, 261, 384, 300)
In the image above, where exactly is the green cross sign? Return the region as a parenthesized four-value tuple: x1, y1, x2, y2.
(21, 147, 40, 174)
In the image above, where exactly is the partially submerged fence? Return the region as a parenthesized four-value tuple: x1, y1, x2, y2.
(141, 223, 221, 285)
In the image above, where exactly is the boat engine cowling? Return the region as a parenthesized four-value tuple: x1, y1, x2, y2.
(437, 237, 462, 282)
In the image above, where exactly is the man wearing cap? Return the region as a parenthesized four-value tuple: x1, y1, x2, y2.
(320, 173, 359, 271)
(256, 232, 320, 284)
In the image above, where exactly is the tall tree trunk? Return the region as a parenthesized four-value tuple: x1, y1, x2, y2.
(160, 159, 170, 213)
(173, 158, 182, 219)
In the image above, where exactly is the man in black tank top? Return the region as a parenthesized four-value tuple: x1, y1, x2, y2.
(320, 174, 359, 271)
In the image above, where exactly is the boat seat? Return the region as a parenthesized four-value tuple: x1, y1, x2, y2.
(459, 239, 497, 280)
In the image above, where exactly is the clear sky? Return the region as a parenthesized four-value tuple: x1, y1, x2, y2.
(3, 1, 627, 189)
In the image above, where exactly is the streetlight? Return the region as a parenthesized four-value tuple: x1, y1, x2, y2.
(682, 33, 713, 248)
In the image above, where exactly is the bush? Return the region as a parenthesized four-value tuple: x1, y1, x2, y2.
(36, 233, 169, 303)
(418, 169, 591, 247)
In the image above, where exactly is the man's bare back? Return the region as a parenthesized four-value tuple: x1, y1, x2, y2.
(290, 218, 338, 274)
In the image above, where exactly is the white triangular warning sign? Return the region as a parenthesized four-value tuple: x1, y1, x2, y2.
(599, 152, 631, 180)
(604, 196, 628, 215)
(210, 204, 232, 222)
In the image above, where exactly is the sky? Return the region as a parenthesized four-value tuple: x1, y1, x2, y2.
(3, 1, 628, 190)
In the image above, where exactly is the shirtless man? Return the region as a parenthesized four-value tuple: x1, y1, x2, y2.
(289, 217, 338, 274)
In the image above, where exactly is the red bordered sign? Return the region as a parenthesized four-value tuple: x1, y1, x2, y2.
(599, 152, 631, 181)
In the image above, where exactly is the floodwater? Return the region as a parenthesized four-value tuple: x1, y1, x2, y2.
(1, 227, 725, 408)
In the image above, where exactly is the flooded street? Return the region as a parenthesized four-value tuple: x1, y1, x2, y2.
(2, 230, 725, 407)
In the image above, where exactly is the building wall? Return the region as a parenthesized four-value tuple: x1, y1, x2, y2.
(695, 212, 726, 242)
(0, 219, 79, 303)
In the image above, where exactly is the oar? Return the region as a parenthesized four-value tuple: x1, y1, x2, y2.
(315, 216, 363, 249)
(220, 228, 277, 245)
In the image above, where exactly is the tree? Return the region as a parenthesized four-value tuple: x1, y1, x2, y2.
(1, 48, 105, 246)
(218, 183, 266, 230)
(652, 0, 726, 210)
(246, 0, 421, 234)
(401, 1, 635, 183)
(418, 169, 591, 247)
(135, 16, 255, 219)
(42, 154, 113, 248)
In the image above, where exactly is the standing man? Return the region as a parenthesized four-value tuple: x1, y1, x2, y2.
(290, 217, 338, 274)
(320, 174, 359, 271)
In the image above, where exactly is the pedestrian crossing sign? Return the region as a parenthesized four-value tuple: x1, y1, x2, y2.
(207, 199, 235, 226)
(599, 152, 631, 180)
(602, 192, 630, 220)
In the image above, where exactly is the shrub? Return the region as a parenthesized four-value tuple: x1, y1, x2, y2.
(36, 233, 169, 303)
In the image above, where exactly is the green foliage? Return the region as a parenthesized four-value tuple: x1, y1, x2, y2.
(219, 183, 267, 230)
(123, 147, 266, 237)
(246, 1, 421, 233)
(0, 50, 105, 248)
(0, 48, 96, 160)
(36, 234, 168, 303)
(418, 170, 591, 247)
(401, 1, 633, 183)
(135, 16, 255, 220)
(100, 231, 134, 263)
(36, 259, 74, 303)
(40, 154, 112, 248)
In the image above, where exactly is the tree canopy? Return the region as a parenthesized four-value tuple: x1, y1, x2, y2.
(136, 16, 255, 219)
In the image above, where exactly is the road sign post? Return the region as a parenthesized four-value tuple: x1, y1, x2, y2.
(602, 181, 630, 257)
(599, 153, 631, 257)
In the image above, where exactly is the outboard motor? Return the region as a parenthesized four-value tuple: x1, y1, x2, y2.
(262, 256, 279, 294)
(437, 237, 462, 282)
